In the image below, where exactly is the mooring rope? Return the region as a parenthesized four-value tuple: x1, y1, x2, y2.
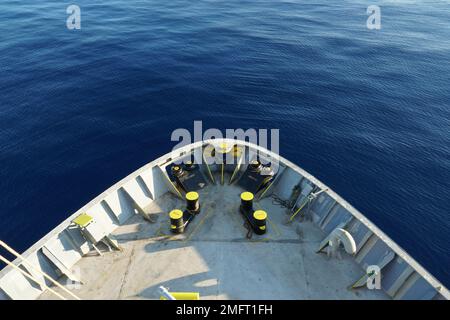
(243, 221, 253, 239)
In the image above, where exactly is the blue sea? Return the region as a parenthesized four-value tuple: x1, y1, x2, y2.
(0, 0, 449, 287)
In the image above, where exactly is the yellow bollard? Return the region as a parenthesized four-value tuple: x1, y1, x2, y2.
(160, 292, 200, 300)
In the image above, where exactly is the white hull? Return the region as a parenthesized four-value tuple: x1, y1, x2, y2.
(0, 139, 448, 300)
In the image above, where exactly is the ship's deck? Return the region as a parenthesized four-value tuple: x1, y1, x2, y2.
(39, 177, 388, 300)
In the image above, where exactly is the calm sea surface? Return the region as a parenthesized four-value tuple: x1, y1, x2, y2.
(0, 0, 449, 287)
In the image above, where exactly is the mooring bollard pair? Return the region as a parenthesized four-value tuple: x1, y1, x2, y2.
(240, 191, 267, 235)
(169, 191, 201, 234)
(168, 190, 267, 235)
